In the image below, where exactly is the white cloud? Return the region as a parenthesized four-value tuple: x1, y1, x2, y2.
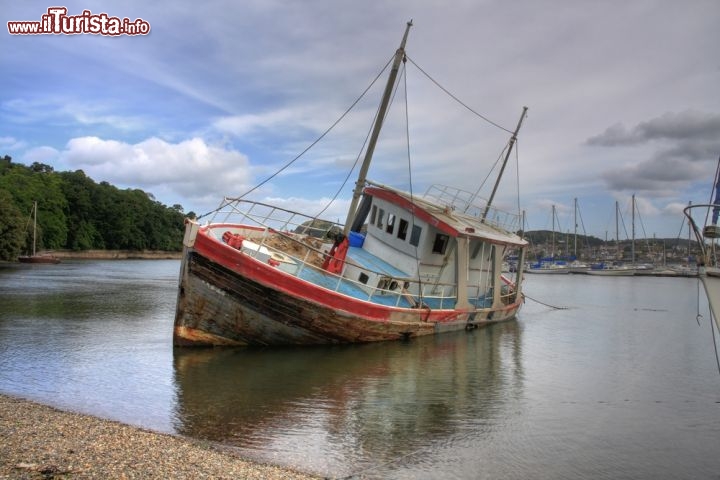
(22, 146, 59, 164)
(3, 97, 147, 132)
(59, 136, 252, 210)
(0, 136, 26, 151)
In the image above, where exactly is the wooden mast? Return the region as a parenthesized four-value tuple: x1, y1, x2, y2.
(343, 20, 413, 235)
(615, 201, 620, 259)
(481, 106, 528, 221)
(32, 201, 37, 256)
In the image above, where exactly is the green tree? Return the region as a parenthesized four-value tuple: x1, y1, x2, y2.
(0, 154, 186, 255)
(59, 170, 104, 250)
(0, 189, 25, 261)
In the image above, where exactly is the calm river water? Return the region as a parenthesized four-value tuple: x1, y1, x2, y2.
(1, 260, 719, 479)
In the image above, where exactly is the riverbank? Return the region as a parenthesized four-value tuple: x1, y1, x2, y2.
(45, 249, 182, 260)
(0, 394, 318, 479)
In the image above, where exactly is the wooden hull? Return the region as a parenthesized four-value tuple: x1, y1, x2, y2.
(18, 255, 61, 264)
(173, 231, 523, 347)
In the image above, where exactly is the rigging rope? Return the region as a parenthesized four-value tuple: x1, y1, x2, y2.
(400, 57, 425, 306)
(704, 156, 720, 227)
(696, 280, 703, 326)
(405, 55, 513, 134)
(313, 51, 407, 221)
(710, 311, 720, 375)
(514, 139, 521, 219)
(466, 142, 509, 213)
(195, 54, 395, 220)
(311, 90, 382, 220)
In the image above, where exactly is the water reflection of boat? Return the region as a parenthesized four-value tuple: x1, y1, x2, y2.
(173, 22, 529, 347)
(172, 324, 523, 475)
(685, 156, 720, 331)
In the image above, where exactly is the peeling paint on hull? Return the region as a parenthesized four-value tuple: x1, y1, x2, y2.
(173, 248, 522, 347)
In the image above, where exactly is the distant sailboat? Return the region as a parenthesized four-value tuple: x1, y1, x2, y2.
(588, 200, 634, 276)
(526, 204, 570, 274)
(18, 201, 61, 264)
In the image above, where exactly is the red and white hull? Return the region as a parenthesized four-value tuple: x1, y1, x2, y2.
(174, 222, 524, 347)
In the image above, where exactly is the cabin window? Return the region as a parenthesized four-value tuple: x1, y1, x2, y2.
(432, 233, 450, 254)
(370, 205, 377, 225)
(386, 213, 395, 234)
(471, 241, 482, 259)
(410, 225, 422, 246)
(397, 219, 408, 240)
(377, 277, 398, 291)
(377, 209, 385, 229)
(358, 272, 369, 284)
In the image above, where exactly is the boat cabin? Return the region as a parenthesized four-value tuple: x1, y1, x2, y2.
(343, 184, 525, 310)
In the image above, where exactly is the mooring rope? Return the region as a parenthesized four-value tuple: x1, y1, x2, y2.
(524, 293, 569, 310)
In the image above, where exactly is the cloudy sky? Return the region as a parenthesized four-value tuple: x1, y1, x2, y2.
(2, 0, 719, 241)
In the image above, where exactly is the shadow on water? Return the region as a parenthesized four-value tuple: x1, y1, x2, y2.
(172, 322, 524, 478)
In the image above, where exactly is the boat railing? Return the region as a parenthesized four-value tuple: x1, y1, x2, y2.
(209, 199, 477, 309)
(212, 197, 342, 239)
(683, 203, 719, 268)
(423, 184, 521, 232)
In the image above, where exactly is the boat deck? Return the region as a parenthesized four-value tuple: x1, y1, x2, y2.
(346, 246, 409, 278)
(210, 226, 496, 311)
(296, 246, 493, 310)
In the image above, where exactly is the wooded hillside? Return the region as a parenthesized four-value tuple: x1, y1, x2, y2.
(0, 155, 192, 261)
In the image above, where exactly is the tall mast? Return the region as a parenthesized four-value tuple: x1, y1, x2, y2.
(574, 197, 578, 257)
(343, 21, 413, 235)
(687, 200, 692, 262)
(615, 200, 620, 259)
(552, 205, 555, 260)
(482, 106, 528, 221)
(631, 194, 636, 265)
(32, 201, 37, 256)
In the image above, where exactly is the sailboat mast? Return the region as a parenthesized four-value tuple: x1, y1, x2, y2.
(631, 194, 636, 265)
(552, 204, 556, 259)
(482, 106, 528, 221)
(343, 21, 413, 235)
(574, 198, 578, 257)
(615, 200, 620, 259)
(687, 200, 692, 262)
(32, 201, 37, 256)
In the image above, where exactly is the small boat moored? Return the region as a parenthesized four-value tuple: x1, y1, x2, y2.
(17, 201, 61, 264)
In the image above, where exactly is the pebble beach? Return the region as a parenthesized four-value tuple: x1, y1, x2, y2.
(0, 394, 319, 479)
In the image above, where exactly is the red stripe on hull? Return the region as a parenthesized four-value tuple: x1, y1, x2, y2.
(173, 228, 522, 346)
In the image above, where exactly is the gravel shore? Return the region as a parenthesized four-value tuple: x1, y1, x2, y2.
(0, 394, 320, 479)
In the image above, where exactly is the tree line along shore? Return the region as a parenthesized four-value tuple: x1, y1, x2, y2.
(0, 156, 191, 263)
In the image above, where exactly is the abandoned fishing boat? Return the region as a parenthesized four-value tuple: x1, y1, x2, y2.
(18, 201, 61, 264)
(173, 22, 529, 347)
(684, 155, 720, 331)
